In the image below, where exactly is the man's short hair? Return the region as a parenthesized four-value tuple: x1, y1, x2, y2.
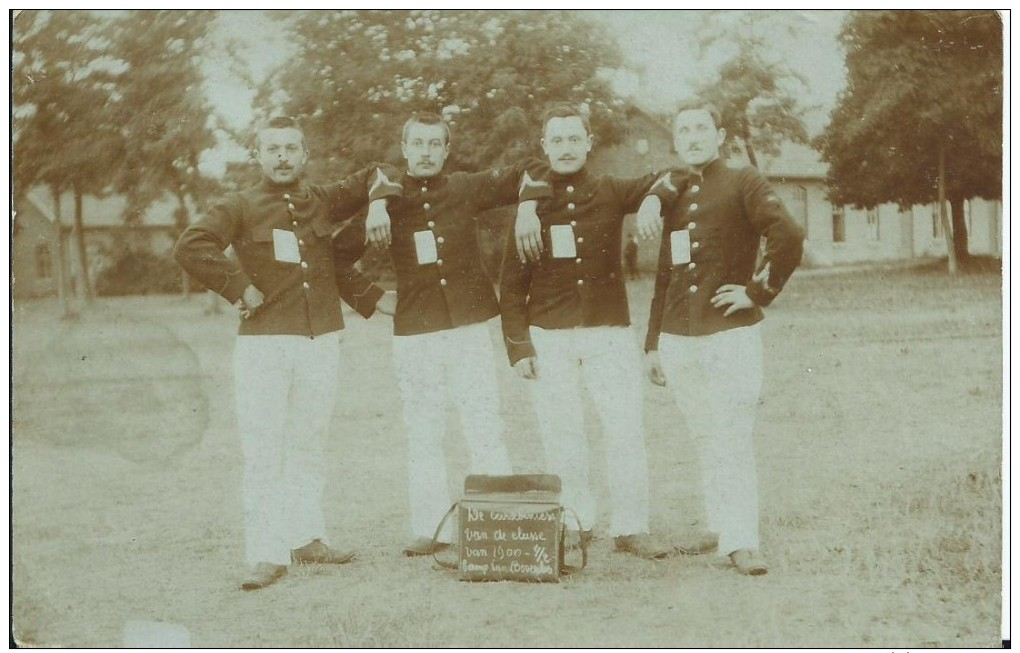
(675, 100, 723, 130)
(541, 102, 592, 137)
(254, 116, 306, 150)
(402, 112, 451, 145)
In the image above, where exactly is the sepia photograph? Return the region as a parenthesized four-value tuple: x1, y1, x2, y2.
(11, 9, 1005, 648)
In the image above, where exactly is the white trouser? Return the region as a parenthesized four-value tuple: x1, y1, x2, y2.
(234, 333, 341, 567)
(658, 324, 764, 556)
(528, 326, 651, 537)
(392, 321, 512, 540)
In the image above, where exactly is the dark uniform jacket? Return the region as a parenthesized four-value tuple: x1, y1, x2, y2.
(644, 158, 805, 352)
(378, 160, 549, 337)
(173, 166, 397, 337)
(500, 167, 662, 365)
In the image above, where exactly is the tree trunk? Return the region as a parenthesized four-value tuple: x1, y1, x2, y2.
(50, 186, 78, 320)
(949, 195, 969, 263)
(938, 144, 958, 275)
(173, 196, 191, 298)
(72, 186, 94, 301)
(741, 124, 759, 169)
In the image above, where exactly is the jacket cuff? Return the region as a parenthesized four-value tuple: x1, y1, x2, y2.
(745, 280, 776, 308)
(646, 171, 681, 202)
(368, 168, 403, 202)
(518, 171, 553, 202)
(348, 283, 385, 319)
(219, 270, 252, 304)
(506, 337, 537, 366)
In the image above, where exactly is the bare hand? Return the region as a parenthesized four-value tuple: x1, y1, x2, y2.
(711, 284, 755, 317)
(366, 199, 392, 248)
(636, 195, 663, 240)
(514, 357, 539, 380)
(515, 200, 543, 263)
(645, 350, 667, 387)
(238, 284, 265, 319)
(375, 290, 397, 316)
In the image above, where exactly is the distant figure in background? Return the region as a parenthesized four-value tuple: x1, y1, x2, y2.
(624, 234, 640, 279)
(173, 116, 399, 591)
(638, 100, 804, 576)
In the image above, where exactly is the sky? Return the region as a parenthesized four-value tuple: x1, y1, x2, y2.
(198, 10, 849, 178)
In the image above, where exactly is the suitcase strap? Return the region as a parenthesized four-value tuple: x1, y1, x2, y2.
(560, 508, 588, 574)
(430, 503, 459, 570)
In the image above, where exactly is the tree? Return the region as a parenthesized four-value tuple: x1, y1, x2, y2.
(817, 10, 1002, 271)
(691, 10, 811, 167)
(13, 10, 126, 304)
(106, 10, 221, 296)
(256, 10, 626, 180)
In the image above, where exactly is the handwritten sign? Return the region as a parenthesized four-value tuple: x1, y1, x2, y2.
(457, 500, 562, 582)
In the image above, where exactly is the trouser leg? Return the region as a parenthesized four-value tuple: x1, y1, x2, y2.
(659, 326, 764, 555)
(234, 336, 293, 567)
(529, 328, 596, 530)
(446, 322, 512, 476)
(581, 328, 651, 537)
(393, 333, 452, 540)
(281, 333, 341, 549)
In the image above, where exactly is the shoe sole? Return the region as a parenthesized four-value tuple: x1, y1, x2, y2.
(402, 543, 450, 557)
(291, 552, 357, 565)
(675, 543, 718, 556)
(240, 571, 286, 591)
(614, 547, 672, 560)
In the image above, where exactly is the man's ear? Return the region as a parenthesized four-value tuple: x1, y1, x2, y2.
(717, 128, 727, 147)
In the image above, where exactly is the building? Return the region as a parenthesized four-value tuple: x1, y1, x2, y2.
(12, 188, 184, 299)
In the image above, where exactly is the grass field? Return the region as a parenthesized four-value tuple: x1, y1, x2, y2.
(12, 262, 1004, 647)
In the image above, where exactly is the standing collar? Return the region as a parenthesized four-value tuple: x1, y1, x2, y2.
(691, 157, 725, 180)
(258, 177, 302, 194)
(405, 171, 448, 190)
(550, 166, 591, 185)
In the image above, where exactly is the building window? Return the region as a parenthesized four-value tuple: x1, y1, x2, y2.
(866, 208, 880, 241)
(35, 244, 53, 280)
(832, 207, 845, 243)
(792, 186, 807, 203)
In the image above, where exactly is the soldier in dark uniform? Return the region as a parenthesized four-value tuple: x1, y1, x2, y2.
(624, 234, 640, 279)
(638, 100, 805, 575)
(501, 103, 674, 560)
(174, 117, 398, 590)
(359, 112, 547, 557)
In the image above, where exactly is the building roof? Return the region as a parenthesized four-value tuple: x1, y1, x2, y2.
(20, 187, 182, 228)
(620, 104, 829, 180)
(755, 142, 829, 179)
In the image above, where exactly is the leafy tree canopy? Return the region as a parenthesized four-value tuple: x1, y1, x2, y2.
(256, 10, 627, 180)
(817, 10, 1002, 210)
(691, 10, 811, 167)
